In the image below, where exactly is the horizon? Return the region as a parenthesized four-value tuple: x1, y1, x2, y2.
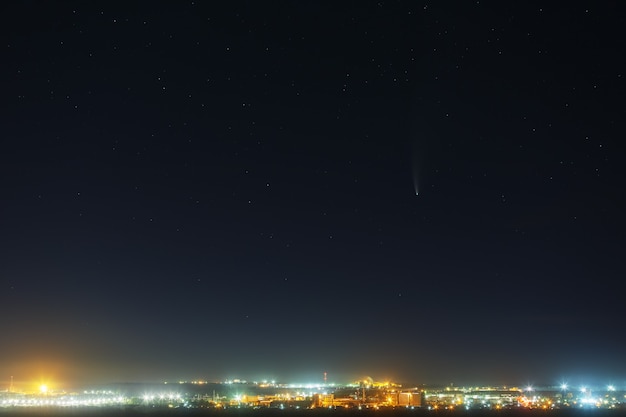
(3, 375, 626, 394)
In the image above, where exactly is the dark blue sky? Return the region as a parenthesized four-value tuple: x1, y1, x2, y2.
(1, 1, 625, 389)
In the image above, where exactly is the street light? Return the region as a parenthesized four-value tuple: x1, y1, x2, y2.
(559, 383, 568, 404)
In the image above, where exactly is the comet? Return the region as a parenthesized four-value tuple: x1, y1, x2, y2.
(411, 140, 421, 196)
(413, 164, 419, 196)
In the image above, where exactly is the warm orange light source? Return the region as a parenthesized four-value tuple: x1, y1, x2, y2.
(39, 384, 48, 394)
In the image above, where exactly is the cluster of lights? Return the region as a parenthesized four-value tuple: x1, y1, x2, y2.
(142, 393, 182, 402)
(518, 383, 624, 410)
(1, 395, 126, 408)
(224, 379, 248, 384)
(558, 383, 618, 393)
(287, 383, 334, 389)
(3, 377, 625, 411)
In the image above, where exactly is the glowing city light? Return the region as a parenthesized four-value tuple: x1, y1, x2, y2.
(1, 376, 623, 411)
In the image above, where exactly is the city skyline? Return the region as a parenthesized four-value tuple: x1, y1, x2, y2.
(3, 372, 626, 395)
(2, 374, 626, 412)
(2, 1, 625, 388)
(3, 370, 626, 394)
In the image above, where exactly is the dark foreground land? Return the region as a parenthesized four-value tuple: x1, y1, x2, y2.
(2, 408, 626, 417)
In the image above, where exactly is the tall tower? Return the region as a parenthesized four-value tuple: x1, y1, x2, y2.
(9, 376, 13, 393)
(323, 372, 327, 385)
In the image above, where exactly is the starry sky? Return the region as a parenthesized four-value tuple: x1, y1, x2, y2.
(1, 1, 625, 389)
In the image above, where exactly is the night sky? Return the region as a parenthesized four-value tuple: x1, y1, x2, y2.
(2, 1, 625, 389)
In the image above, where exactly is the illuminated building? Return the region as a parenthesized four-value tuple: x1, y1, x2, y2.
(386, 391, 424, 407)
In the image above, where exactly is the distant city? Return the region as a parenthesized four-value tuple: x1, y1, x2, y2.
(2, 376, 625, 411)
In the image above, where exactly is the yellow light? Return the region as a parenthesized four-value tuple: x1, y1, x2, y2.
(39, 384, 48, 394)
